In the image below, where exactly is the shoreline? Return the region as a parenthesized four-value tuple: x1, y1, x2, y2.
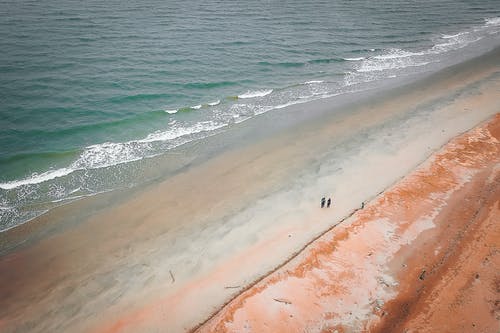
(0, 47, 499, 333)
(2, 45, 500, 239)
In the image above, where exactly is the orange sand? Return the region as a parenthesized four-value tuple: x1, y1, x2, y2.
(194, 114, 500, 333)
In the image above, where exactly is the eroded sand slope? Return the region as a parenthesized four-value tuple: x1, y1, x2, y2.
(195, 114, 500, 333)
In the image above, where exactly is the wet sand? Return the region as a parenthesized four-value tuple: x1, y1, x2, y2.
(195, 114, 500, 333)
(0, 49, 499, 333)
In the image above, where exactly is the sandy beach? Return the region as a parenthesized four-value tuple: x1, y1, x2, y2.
(1, 47, 499, 333)
(195, 113, 500, 333)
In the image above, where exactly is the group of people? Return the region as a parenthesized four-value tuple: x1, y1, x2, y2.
(320, 197, 332, 208)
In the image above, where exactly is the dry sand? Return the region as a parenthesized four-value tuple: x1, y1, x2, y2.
(0, 49, 499, 333)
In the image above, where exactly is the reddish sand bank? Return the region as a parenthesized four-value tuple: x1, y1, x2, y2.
(194, 114, 500, 333)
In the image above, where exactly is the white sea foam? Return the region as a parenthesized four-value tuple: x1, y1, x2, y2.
(255, 97, 316, 116)
(372, 49, 425, 60)
(192, 104, 202, 109)
(344, 57, 364, 61)
(74, 121, 228, 170)
(304, 80, 324, 84)
(345, 16, 499, 90)
(233, 115, 251, 124)
(51, 194, 87, 203)
(357, 59, 430, 73)
(431, 17, 500, 54)
(208, 100, 221, 106)
(485, 17, 500, 26)
(0, 168, 74, 190)
(431, 36, 482, 54)
(0, 209, 50, 233)
(165, 109, 178, 114)
(50, 189, 113, 203)
(441, 31, 469, 39)
(73, 142, 145, 170)
(140, 121, 227, 143)
(238, 89, 273, 99)
(273, 101, 299, 110)
(0, 121, 228, 190)
(69, 187, 81, 194)
(350, 48, 432, 74)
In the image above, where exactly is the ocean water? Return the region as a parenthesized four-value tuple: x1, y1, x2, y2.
(1, 0, 499, 231)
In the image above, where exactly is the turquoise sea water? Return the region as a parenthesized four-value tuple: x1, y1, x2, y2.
(1, 0, 500, 230)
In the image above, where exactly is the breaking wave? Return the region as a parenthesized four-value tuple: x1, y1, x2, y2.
(238, 89, 273, 99)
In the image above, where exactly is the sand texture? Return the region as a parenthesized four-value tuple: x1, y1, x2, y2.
(195, 114, 500, 333)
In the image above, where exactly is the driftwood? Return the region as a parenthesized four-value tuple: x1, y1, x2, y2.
(273, 298, 292, 305)
(169, 270, 175, 283)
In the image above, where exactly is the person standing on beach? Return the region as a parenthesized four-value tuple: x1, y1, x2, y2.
(327, 198, 331, 208)
(321, 197, 326, 208)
